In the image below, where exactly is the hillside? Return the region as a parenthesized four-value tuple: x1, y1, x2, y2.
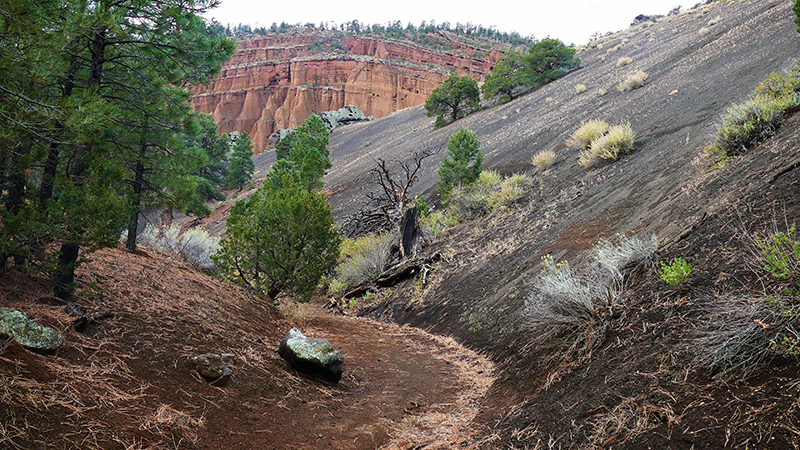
(322, 0, 800, 447)
(4, 0, 800, 448)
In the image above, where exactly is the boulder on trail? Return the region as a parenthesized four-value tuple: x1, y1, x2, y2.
(0, 307, 62, 351)
(278, 328, 344, 382)
(188, 353, 234, 386)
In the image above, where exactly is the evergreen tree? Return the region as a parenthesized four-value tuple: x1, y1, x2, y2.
(0, 0, 235, 297)
(481, 39, 579, 103)
(270, 115, 331, 190)
(213, 176, 341, 303)
(525, 38, 580, 85)
(481, 50, 529, 101)
(185, 112, 230, 203)
(225, 132, 255, 191)
(437, 127, 483, 199)
(424, 70, 480, 128)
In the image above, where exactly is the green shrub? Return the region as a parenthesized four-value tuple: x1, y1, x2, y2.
(487, 174, 526, 211)
(411, 197, 431, 218)
(710, 62, 800, 158)
(713, 95, 794, 157)
(421, 210, 460, 238)
(659, 257, 693, 286)
(213, 178, 340, 303)
(578, 122, 636, 167)
(755, 225, 800, 281)
(755, 62, 800, 100)
(447, 170, 527, 218)
(328, 278, 348, 298)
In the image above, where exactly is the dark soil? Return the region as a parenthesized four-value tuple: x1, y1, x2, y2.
(4, 0, 800, 449)
(0, 249, 492, 449)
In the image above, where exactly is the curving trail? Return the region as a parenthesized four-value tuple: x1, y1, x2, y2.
(0, 247, 494, 449)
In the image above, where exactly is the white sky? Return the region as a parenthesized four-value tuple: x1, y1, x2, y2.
(203, 0, 686, 46)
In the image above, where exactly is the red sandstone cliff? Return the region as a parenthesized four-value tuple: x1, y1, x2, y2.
(190, 32, 503, 153)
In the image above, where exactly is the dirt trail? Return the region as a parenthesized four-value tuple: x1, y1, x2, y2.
(0, 248, 494, 449)
(274, 310, 496, 449)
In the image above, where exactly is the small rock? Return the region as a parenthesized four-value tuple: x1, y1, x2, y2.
(0, 308, 62, 351)
(189, 353, 233, 386)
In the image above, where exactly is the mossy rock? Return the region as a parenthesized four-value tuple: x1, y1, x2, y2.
(0, 307, 63, 350)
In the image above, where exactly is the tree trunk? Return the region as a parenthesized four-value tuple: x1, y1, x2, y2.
(399, 206, 423, 259)
(40, 55, 77, 209)
(54, 241, 80, 301)
(54, 26, 106, 300)
(125, 143, 147, 252)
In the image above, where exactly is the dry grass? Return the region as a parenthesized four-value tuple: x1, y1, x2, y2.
(699, 27, 710, 36)
(334, 232, 395, 289)
(578, 122, 636, 167)
(575, 84, 587, 94)
(566, 119, 609, 150)
(0, 247, 288, 449)
(532, 150, 557, 169)
(616, 57, 633, 67)
(525, 235, 657, 366)
(587, 397, 677, 448)
(140, 404, 205, 447)
(691, 294, 800, 378)
(617, 70, 648, 92)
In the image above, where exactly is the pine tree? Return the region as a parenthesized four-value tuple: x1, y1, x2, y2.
(0, 0, 235, 297)
(270, 115, 331, 191)
(225, 132, 255, 191)
(437, 127, 483, 199)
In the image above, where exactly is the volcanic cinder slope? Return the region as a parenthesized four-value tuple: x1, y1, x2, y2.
(313, 0, 800, 447)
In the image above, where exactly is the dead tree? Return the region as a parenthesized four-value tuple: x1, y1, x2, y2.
(342, 144, 440, 238)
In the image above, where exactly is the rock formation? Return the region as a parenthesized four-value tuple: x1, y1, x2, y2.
(190, 33, 503, 153)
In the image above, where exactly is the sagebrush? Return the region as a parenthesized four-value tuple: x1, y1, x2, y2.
(526, 234, 657, 362)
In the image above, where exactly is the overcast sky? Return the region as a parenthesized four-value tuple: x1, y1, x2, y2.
(203, 0, 686, 46)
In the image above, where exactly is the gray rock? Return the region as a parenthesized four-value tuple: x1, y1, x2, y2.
(189, 353, 234, 386)
(318, 105, 372, 132)
(0, 308, 63, 351)
(269, 106, 373, 147)
(278, 328, 344, 382)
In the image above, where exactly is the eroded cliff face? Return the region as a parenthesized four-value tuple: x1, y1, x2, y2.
(190, 33, 502, 153)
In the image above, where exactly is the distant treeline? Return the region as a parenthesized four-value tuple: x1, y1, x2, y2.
(208, 20, 537, 49)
